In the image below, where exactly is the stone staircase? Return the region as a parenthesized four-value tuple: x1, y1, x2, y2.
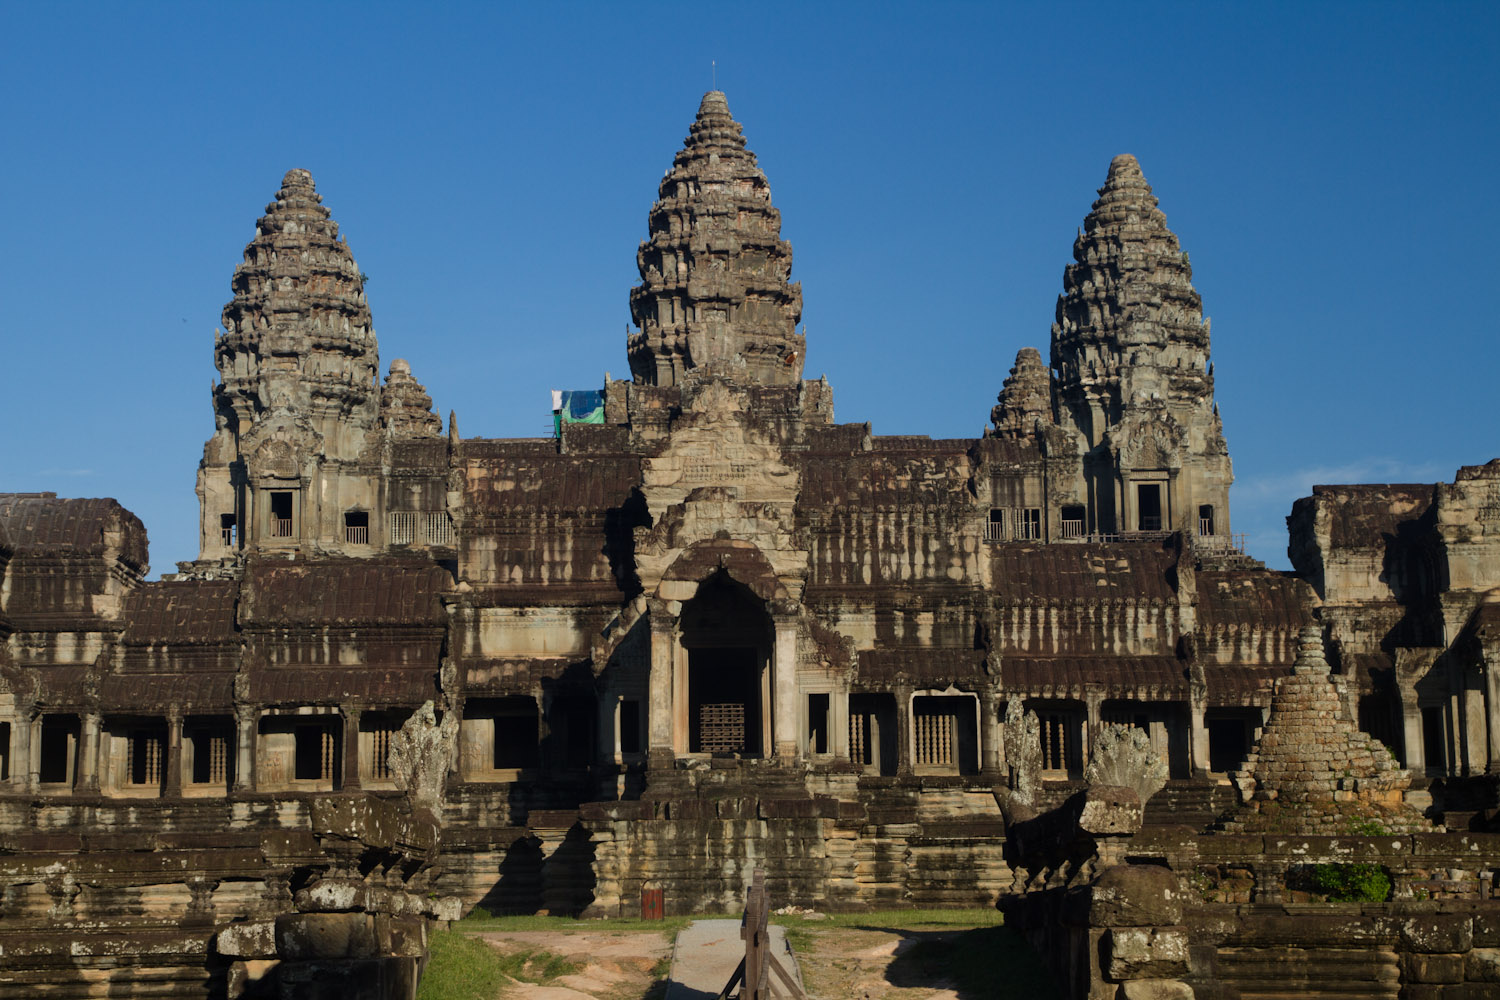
(1144, 780, 1237, 831)
(1214, 945, 1400, 999)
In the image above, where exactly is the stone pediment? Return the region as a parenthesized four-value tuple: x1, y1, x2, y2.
(1109, 410, 1183, 472)
(640, 379, 799, 522)
(239, 408, 323, 482)
(634, 378, 807, 599)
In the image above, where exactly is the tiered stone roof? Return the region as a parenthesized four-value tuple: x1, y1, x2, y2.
(1051, 154, 1220, 444)
(988, 347, 1053, 439)
(627, 92, 804, 387)
(1231, 625, 1427, 832)
(380, 359, 442, 438)
(214, 168, 378, 428)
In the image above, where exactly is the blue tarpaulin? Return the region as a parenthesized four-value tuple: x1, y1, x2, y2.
(552, 389, 605, 435)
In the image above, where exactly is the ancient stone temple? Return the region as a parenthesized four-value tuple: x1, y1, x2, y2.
(1, 92, 1498, 997)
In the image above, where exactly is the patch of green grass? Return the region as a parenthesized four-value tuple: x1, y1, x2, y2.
(417, 929, 582, 999)
(492, 947, 580, 983)
(416, 929, 510, 1000)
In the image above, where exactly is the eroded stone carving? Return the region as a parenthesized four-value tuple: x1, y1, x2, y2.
(388, 700, 459, 820)
(1086, 723, 1168, 806)
(1004, 699, 1043, 807)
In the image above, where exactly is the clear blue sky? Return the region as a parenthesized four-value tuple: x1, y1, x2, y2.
(1, 2, 1496, 574)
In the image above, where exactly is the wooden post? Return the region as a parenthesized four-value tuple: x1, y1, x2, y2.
(718, 866, 805, 1000)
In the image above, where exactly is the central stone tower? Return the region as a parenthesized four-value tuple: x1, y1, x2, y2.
(627, 92, 805, 386)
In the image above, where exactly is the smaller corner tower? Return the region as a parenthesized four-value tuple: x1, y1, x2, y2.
(196, 169, 383, 561)
(1050, 154, 1232, 539)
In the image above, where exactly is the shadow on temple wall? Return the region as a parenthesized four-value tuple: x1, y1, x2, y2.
(603, 489, 650, 597)
(478, 834, 544, 914)
(473, 825, 598, 917)
(542, 823, 598, 916)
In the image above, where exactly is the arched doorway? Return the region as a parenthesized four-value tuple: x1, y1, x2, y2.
(678, 570, 772, 757)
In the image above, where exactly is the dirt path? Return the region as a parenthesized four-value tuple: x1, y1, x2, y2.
(465, 922, 975, 1000)
(792, 924, 962, 1000)
(467, 928, 672, 1000)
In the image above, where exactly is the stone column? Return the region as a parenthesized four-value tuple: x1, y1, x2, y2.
(771, 610, 799, 762)
(980, 687, 1002, 779)
(342, 706, 362, 791)
(832, 683, 850, 761)
(164, 708, 183, 798)
(1484, 649, 1500, 774)
(1402, 701, 1426, 775)
(76, 711, 101, 794)
(28, 715, 42, 790)
(1189, 700, 1210, 776)
(10, 710, 32, 791)
(894, 684, 914, 777)
(1464, 683, 1487, 777)
(233, 708, 256, 793)
(647, 603, 675, 769)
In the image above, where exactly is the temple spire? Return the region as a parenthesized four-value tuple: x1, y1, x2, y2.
(1049, 155, 1232, 536)
(627, 92, 804, 386)
(214, 168, 379, 435)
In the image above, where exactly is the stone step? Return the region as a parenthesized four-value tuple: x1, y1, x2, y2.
(1216, 945, 1399, 998)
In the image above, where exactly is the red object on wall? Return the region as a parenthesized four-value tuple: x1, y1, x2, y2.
(641, 887, 664, 921)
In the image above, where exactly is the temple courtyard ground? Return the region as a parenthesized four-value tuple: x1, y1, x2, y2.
(416, 909, 1060, 999)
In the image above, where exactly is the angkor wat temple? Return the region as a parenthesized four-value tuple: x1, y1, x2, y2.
(2, 93, 1498, 998)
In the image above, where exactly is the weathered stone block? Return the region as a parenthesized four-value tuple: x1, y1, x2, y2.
(1401, 951, 1465, 984)
(275, 913, 378, 961)
(217, 920, 277, 958)
(1401, 916, 1473, 954)
(1080, 785, 1144, 836)
(1465, 947, 1500, 982)
(1104, 927, 1190, 980)
(1090, 865, 1184, 927)
(1119, 980, 1194, 1000)
(1471, 912, 1500, 947)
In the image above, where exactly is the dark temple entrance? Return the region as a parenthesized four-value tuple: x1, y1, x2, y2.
(679, 570, 771, 758)
(689, 647, 761, 755)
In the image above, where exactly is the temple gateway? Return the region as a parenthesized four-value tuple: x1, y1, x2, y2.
(2, 93, 1498, 998)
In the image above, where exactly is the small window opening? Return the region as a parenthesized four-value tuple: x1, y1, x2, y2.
(1198, 504, 1215, 536)
(39, 716, 77, 785)
(1060, 504, 1086, 539)
(985, 509, 1005, 542)
(220, 513, 237, 547)
(0, 722, 10, 781)
(849, 693, 897, 776)
(619, 699, 642, 755)
(344, 510, 369, 545)
(269, 491, 295, 538)
(187, 725, 232, 785)
(1136, 484, 1162, 531)
(494, 702, 540, 769)
(127, 728, 165, 787)
(1036, 707, 1082, 774)
(808, 693, 830, 755)
(293, 725, 336, 782)
(1020, 507, 1042, 540)
(549, 696, 596, 768)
